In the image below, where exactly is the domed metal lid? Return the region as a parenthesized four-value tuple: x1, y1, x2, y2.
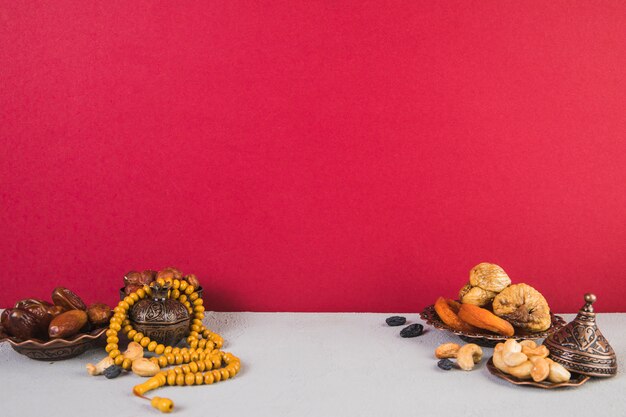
(544, 293, 617, 377)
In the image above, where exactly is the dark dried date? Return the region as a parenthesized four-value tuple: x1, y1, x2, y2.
(52, 287, 87, 311)
(14, 299, 60, 335)
(87, 303, 112, 326)
(2, 308, 39, 340)
(48, 309, 88, 338)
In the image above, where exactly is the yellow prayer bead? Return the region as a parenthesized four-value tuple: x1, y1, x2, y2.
(170, 289, 180, 300)
(175, 354, 183, 365)
(212, 369, 221, 382)
(198, 339, 207, 349)
(189, 292, 199, 301)
(172, 279, 180, 289)
(127, 329, 137, 339)
(119, 301, 130, 310)
(197, 360, 206, 372)
(189, 362, 198, 373)
(195, 372, 204, 385)
(189, 339, 198, 349)
(175, 374, 185, 386)
(114, 355, 124, 366)
(155, 344, 165, 355)
(140, 337, 150, 348)
(105, 329, 117, 337)
(220, 369, 230, 380)
(158, 356, 168, 368)
(109, 349, 121, 358)
(136, 288, 145, 298)
(204, 359, 213, 370)
(167, 373, 176, 386)
(185, 286, 194, 295)
(109, 322, 121, 331)
(185, 373, 195, 385)
(181, 365, 190, 374)
(188, 331, 199, 339)
(164, 346, 172, 354)
(156, 278, 166, 286)
(148, 341, 157, 352)
(166, 354, 175, 364)
(179, 281, 188, 291)
(172, 347, 180, 355)
(122, 358, 132, 370)
(122, 325, 133, 333)
(204, 373, 214, 384)
(227, 366, 237, 378)
(194, 313, 204, 320)
(129, 292, 139, 301)
(193, 298, 203, 306)
(133, 333, 144, 343)
(105, 343, 118, 353)
(182, 353, 190, 363)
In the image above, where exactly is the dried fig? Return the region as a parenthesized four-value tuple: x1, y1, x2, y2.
(156, 267, 182, 282)
(492, 283, 551, 332)
(52, 287, 87, 311)
(141, 270, 157, 283)
(87, 303, 112, 326)
(469, 262, 511, 292)
(48, 310, 88, 338)
(2, 308, 40, 340)
(459, 286, 497, 307)
(184, 274, 200, 288)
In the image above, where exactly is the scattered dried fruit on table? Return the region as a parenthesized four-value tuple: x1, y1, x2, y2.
(385, 316, 406, 326)
(437, 358, 454, 370)
(457, 304, 514, 336)
(434, 297, 478, 332)
(492, 283, 551, 332)
(103, 365, 123, 379)
(400, 323, 423, 338)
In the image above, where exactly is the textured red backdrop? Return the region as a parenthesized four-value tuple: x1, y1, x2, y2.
(1, 1, 626, 312)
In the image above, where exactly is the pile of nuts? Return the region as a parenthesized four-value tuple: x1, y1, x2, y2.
(0, 287, 111, 341)
(492, 339, 571, 383)
(87, 341, 158, 379)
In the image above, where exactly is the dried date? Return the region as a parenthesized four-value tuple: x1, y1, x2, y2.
(52, 287, 87, 311)
(48, 309, 88, 338)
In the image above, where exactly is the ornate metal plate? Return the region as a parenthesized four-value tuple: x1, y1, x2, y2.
(486, 357, 590, 389)
(420, 304, 566, 347)
(1, 327, 106, 361)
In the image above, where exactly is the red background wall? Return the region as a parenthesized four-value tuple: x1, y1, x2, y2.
(1, 1, 626, 312)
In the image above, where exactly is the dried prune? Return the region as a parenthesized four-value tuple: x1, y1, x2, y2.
(385, 316, 406, 326)
(103, 365, 123, 379)
(400, 323, 423, 338)
(437, 358, 454, 370)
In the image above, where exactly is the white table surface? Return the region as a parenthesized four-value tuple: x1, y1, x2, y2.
(0, 312, 624, 416)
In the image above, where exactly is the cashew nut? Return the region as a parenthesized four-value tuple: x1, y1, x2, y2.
(521, 344, 549, 358)
(547, 360, 571, 383)
(132, 357, 160, 377)
(507, 360, 533, 380)
(530, 357, 550, 382)
(503, 339, 522, 354)
(519, 340, 537, 349)
(503, 351, 528, 367)
(435, 343, 460, 359)
(456, 343, 483, 371)
(86, 356, 114, 376)
(492, 350, 510, 373)
(123, 341, 144, 361)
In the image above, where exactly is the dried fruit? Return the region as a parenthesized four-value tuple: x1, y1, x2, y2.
(434, 297, 478, 333)
(469, 262, 511, 292)
(51, 287, 87, 311)
(492, 283, 551, 332)
(437, 358, 454, 370)
(385, 316, 406, 326)
(456, 343, 483, 371)
(103, 365, 123, 379)
(124, 284, 144, 295)
(87, 303, 112, 326)
(400, 323, 423, 338)
(459, 286, 498, 307)
(125, 271, 154, 286)
(14, 299, 61, 336)
(2, 308, 39, 340)
(435, 343, 460, 359)
(48, 309, 88, 338)
(184, 274, 200, 289)
(457, 304, 514, 336)
(156, 267, 182, 282)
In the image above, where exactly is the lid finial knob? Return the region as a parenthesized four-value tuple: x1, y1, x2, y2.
(583, 293, 596, 312)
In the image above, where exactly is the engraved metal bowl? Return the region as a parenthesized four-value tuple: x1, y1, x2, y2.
(420, 304, 566, 347)
(486, 357, 590, 389)
(0, 327, 106, 361)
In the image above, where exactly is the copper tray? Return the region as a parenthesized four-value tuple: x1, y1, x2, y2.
(0, 327, 106, 361)
(420, 304, 566, 347)
(486, 357, 590, 388)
